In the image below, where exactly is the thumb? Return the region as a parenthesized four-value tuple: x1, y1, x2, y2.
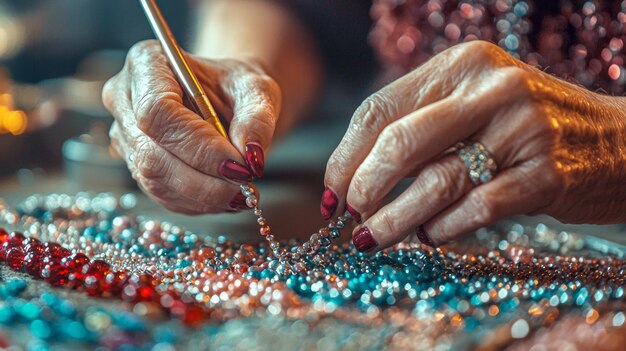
(227, 73, 282, 179)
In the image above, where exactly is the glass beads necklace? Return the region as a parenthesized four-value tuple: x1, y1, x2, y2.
(238, 184, 351, 275)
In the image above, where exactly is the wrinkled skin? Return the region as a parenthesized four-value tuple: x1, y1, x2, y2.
(324, 40, 626, 250)
(103, 40, 281, 214)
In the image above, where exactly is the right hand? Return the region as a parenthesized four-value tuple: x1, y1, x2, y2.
(102, 40, 281, 214)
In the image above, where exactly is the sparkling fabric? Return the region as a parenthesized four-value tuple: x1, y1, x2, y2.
(370, 0, 626, 94)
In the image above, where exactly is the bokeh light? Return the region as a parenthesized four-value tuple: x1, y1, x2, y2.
(0, 92, 27, 135)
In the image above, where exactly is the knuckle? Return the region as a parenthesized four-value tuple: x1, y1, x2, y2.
(466, 191, 497, 227)
(324, 147, 350, 186)
(101, 77, 118, 111)
(378, 211, 398, 237)
(187, 139, 218, 170)
(424, 162, 465, 204)
(134, 92, 175, 137)
(139, 177, 164, 198)
(377, 123, 415, 165)
(135, 139, 166, 180)
(261, 76, 282, 109)
(351, 91, 396, 132)
(349, 172, 373, 208)
(435, 224, 457, 244)
(108, 123, 118, 141)
(461, 40, 496, 55)
(541, 158, 568, 199)
(127, 40, 160, 62)
(498, 66, 533, 96)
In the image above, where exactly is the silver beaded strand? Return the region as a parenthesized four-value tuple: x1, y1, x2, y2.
(239, 183, 352, 274)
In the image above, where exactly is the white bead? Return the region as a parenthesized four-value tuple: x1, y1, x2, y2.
(246, 196, 258, 208)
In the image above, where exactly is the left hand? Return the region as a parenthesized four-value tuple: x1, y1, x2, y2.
(322, 40, 626, 252)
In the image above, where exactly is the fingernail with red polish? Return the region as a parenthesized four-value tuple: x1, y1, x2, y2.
(245, 142, 265, 178)
(345, 203, 362, 224)
(353, 227, 378, 252)
(220, 160, 252, 183)
(320, 187, 338, 220)
(416, 225, 436, 247)
(229, 192, 248, 210)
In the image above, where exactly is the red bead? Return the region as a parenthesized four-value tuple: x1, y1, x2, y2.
(121, 274, 157, 302)
(81, 260, 112, 296)
(0, 241, 19, 261)
(181, 304, 206, 326)
(42, 255, 62, 267)
(6, 247, 25, 271)
(24, 252, 46, 278)
(44, 242, 70, 259)
(67, 271, 85, 290)
(84, 275, 104, 296)
(136, 285, 156, 301)
(44, 264, 70, 287)
(0, 228, 8, 245)
(24, 237, 41, 246)
(24, 241, 45, 254)
(63, 253, 90, 270)
(83, 260, 111, 277)
(103, 271, 127, 296)
(8, 232, 26, 244)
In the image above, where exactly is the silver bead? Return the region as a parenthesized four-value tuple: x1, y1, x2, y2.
(313, 255, 323, 264)
(276, 264, 291, 277)
(293, 262, 306, 273)
(246, 196, 258, 208)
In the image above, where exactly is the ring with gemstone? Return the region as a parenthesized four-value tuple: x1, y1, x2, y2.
(455, 141, 498, 186)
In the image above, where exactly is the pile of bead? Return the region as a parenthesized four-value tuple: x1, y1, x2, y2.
(0, 278, 185, 349)
(0, 227, 209, 326)
(1, 192, 625, 350)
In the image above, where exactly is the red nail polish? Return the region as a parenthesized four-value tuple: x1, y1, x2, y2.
(229, 192, 248, 210)
(320, 188, 338, 220)
(353, 227, 377, 252)
(345, 203, 362, 224)
(220, 160, 252, 183)
(245, 142, 265, 178)
(416, 225, 436, 247)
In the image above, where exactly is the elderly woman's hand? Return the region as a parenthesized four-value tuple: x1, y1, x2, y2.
(103, 40, 281, 214)
(323, 40, 626, 251)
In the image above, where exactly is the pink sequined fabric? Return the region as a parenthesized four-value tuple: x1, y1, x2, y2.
(369, 0, 626, 94)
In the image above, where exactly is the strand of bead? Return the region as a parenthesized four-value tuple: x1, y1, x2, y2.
(239, 183, 352, 275)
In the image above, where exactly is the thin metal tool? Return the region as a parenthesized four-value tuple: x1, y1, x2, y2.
(138, 0, 229, 139)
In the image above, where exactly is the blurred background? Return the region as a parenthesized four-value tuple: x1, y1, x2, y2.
(0, 0, 191, 177)
(0, 0, 375, 242)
